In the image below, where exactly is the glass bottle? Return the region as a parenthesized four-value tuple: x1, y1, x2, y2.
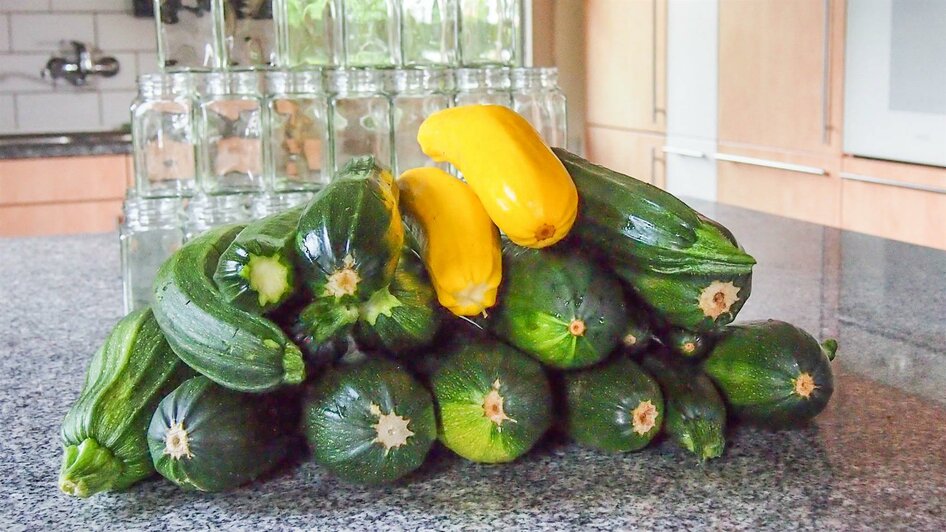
(155, 0, 221, 70)
(265, 70, 333, 192)
(511, 67, 567, 147)
(250, 190, 315, 218)
(400, 0, 459, 67)
(198, 71, 266, 194)
(132, 73, 198, 198)
(328, 68, 394, 172)
(454, 67, 512, 107)
(184, 193, 252, 240)
(120, 195, 185, 313)
(274, 0, 342, 67)
(458, 0, 521, 66)
(342, 0, 400, 67)
(388, 68, 453, 176)
(221, 0, 278, 68)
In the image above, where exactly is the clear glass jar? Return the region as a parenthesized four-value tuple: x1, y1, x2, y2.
(222, 0, 278, 68)
(265, 70, 332, 191)
(198, 71, 265, 194)
(184, 193, 252, 240)
(328, 68, 394, 172)
(388, 68, 453, 176)
(120, 195, 185, 313)
(155, 0, 221, 70)
(342, 0, 400, 67)
(250, 190, 315, 218)
(455, 67, 512, 107)
(400, 0, 459, 67)
(512, 67, 567, 147)
(132, 73, 198, 198)
(458, 0, 521, 66)
(274, 0, 342, 67)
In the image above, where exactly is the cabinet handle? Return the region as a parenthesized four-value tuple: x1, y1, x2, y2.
(821, 0, 831, 144)
(649, 146, 657, 184)
(715, 153, 827, 176)
(662, 146, 706, 158)
(840, 172, 946, 195)
(652, 0, 659, 123)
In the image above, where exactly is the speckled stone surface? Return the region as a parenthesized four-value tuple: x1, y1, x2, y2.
(2, 203, 945, 530)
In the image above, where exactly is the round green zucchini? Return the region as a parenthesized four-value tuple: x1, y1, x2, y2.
(148, 376, 295, 492)
(661, 327, 714, 359)
(703, 319, 838, 427)
(564, 357, 664, 452)
(431, 340, 552, 463)
(303, 357, 436, 485)
(489, 247, 628, 369)
(621, 305, 656, 355)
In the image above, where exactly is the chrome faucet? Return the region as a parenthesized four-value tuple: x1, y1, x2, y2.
(42, 41, 120, 87)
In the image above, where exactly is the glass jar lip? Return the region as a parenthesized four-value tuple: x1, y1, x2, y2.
(385, 67, 454, 93)
(202, 71, 264, 95)
(137, 72, 193, 96)
(456, 67, 510, 90)
(266, 69, 326, 94)
(123, 196, 184, 229)
(325, 68, 385, 94)
(510, 67, 558, 88)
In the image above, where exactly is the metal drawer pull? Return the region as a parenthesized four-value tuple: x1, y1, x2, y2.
(714, 153, 827, 176)
(840, 172, 946, 195)
(662, 146, 706, 158)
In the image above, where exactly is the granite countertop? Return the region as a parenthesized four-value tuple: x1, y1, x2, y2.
(2, 202, 945, 530)
(0, 132, 132, 160)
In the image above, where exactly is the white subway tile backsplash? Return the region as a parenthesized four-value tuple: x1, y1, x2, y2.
(136, 51, 160, 75)
(16, 92, 101, 133)
(52, 0, 128, 12)
(0, 15, 9, 52)
(96, 13, 156, 52)
(0, 94, 16, 133)
(99, 89, 134, 130)
(95, 51, 136, 90)
(10, 13, 95, 52)
(0, 53, 60, 92)
(1, 1, 52, 13)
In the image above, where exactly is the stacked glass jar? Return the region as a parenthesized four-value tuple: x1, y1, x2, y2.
(123, 0, 566, 313)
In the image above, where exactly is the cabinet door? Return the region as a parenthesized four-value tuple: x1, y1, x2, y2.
(718, 0, 844, 153)
(585, 0, 666, 133)
(586, 126, 666, 188)
(840, 157, 946, 250)
(716, 144, 840, 226)
(664, 136, 716, 201)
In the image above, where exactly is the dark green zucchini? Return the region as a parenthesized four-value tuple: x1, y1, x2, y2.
(355, 246, 442, 355)
(295, 156, 404, 303)
(303, 357, 437, 484)
(59, 308, 191, 498)
(152, 224, 306, 393)
(640, 351, 727, 461)
(213, 205, 304, 313)
(288, 298, 360, 362)
(488, 246, 628, 369)
(621, 305, 655, 355)
(431, 339, 552, 463)
(148, 376, 296, 492)
(661, 327, 714, 359)
(554, 148, 755, 332)
(564, 357, 664, 452)
(703, 320, 838, 427)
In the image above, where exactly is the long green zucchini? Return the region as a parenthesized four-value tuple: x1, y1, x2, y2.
(152, 224, 305, 393)
(59, 308, 191, 497)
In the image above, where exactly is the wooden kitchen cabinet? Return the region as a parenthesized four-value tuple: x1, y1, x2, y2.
(586, 126, 666, 188)
(718, 0, 845, 154)
(716, 144, 841, 227)
(585, 0, 666, 133)
(0, 155, 130, 237)
(840, 156, 946, 251)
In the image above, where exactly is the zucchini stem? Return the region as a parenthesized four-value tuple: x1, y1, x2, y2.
(821, 339, 839, 361)
(59, 438, 124, 498)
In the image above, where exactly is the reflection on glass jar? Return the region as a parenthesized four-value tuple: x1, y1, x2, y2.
(155, 0, 220, 70)
(387, 68, 454, 175)
(184, 193, 252, 240)
(459, 0, 521, 67)
(328, 69, 393, 172)
(455, 67, 511, 107)
(274, 0, 342, 67)
(222, 0, 277, 68)
(120, 196, 185, 313)
(511, 67, 567, 148)
(266, 70, 332, 191)
(400, 0, 458, 67)
(133, 73, 198, 198)
(342, 0, 400, 67)
(199, 71, 265, 193)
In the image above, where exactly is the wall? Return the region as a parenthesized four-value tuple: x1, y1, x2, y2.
(0, 0, 158, 134)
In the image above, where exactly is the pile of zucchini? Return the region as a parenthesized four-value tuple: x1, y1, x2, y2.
(58, 123, 838, 498)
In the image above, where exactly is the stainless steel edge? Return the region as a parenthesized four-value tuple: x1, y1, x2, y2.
(662, 146, 706, 158)
(714, 152, 827, 175)
(839, 172, 946, 195)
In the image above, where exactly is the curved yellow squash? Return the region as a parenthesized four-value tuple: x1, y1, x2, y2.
(397, 167, 502, 317)
(417, 105, 578, 248)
